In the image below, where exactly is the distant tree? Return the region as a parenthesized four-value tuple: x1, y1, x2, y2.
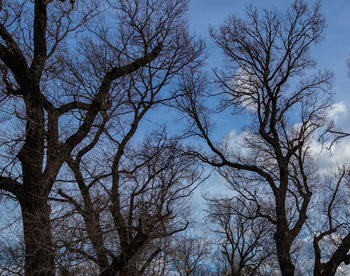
(0, 0, 202, 275)
(205, 196, 275, 276)
(211, 249, 230, 276)
(170, 235, 210, 276)
(176, 1, 350, 275)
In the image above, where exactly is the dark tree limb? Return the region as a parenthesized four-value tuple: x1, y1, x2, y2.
(0, 176, 23, 200)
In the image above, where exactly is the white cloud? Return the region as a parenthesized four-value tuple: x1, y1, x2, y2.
(309, 137, 350, 174)
(327, 102, 347, 122)
(326, 102, 350, 133)
(221, 129, 253, 157)
(308, 102, 350, 173)
(230, 67, 259, 112)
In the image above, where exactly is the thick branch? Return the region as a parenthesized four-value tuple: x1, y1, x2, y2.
(0, 27, 29, 88)
(30, 0, 48, 82)
(321, 233, 350, 276)
(0, 176, 23, 200)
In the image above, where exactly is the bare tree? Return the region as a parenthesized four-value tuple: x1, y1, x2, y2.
(54, 133, 204, 275)
(170, 235, 210, 276)
(0, 0, 202, 275)
(205, 196, 275, 276)
(47, 0, 203, 274)
(175, 1, 349, 275)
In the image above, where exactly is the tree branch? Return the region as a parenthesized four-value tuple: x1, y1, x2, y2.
(0, 176, 23, 200)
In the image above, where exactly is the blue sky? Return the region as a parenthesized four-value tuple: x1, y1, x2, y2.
(188, 0, 350, 103)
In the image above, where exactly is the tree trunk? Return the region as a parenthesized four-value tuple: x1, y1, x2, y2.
(274, 229, 294, 276)
(100, 266, 138, 276)
(100, 255, 139, 276)
(22, 193, 55, 276)
(19, 87, 55, 275)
